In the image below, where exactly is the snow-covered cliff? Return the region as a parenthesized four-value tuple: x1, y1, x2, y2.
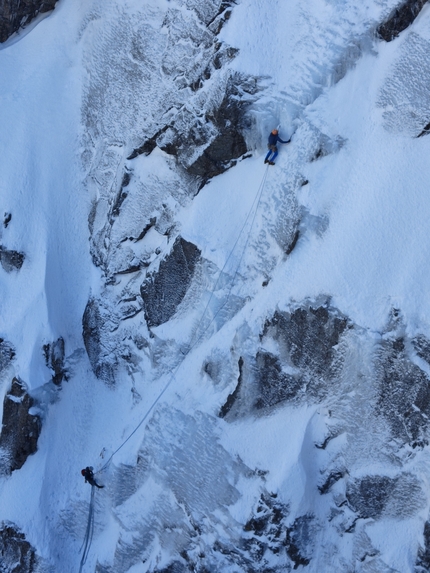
(1, 0, 430, 571)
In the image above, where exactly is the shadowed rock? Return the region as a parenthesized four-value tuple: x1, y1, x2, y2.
(174, 77, 252, 183)
(219, 357, 243, 418)
(43, 337, 66, 385)
(416, 521, 430, 571)
(263, 305, 348, 379)
(377, 0, 428, 42)
(0, 246, 24, 272)
(0, 378, 41, 474)
(243, 492, 290, 566)
(253, 304, 349, 410)
(377, 336, 430, 447)
(184, 81, 248, 181)
(254, 350, 303, 410)
(418, 120, 430, 137)
(346, 475, 397, 519)
(0, 338, 15, 373)
(3, 212, 11, 227)
(0, 522, 39, 572)
(82, 297, 117, 385)
(285, 514, 314, 569)
(413, 334, 430, 364)
(129, 74, 257, 184)
(141, 237, 201, 328)
(0, 0, 58, 43)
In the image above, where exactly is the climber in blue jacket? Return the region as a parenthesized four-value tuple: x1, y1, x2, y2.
(264, 129, 290, 165)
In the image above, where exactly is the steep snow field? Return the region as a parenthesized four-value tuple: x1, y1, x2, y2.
(1, 0, 430, 571)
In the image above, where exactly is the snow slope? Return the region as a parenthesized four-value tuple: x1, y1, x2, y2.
(1, 0, 430, 571)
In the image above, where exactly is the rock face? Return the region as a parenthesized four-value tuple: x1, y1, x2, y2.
(0, 378, 41, 475)
(0, 338, 15, 373)
(141, 237, 201, 328)
(0, 0, 58, 43)
(243, 492, 291, 570)
(0, 522, 38, 573)
(128, 72, 256, 185)
(82, 297, 118, 385)
(417, 521, 430, 571)
(0, 246, 24, 272)
(43, 337, 66, 385)
(285, 515, 314, 569)
(377, 335, 430, 448)
(377, 0, 428, 41)
(160, 75, 254, 183)
(220, 302, 349, 418)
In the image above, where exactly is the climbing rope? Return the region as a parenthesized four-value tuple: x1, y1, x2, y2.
(98, 164, 269, 473)
(191, 164, 269, 345)
(78, 485, 96, 573)
(79, 163, 270, 569)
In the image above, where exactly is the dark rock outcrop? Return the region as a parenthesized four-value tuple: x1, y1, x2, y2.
(0, 338, 15, 373)
(129, 73, 257, 184)
(219, 357, 243, 418)
(82, 297, 117, 385)
(3, 212, 11, 228)
(184, 80, 249, 182)
(141, 237, 201, 328)
(285, 514, 314, 569)
(377, 0, 428, 42)
(417, 120, 430, 137)
(253, 304, 349, 410)
(0, 246, 24, 272)
(263, 305, 348, 380)
(346, 475, 397, 519)
(0, 522, 39, 573)
(0, 0, 58, 43)
(377, 335, 430, 447)
(127, 127, 169, 160)
(413, 334, 430, 364)
(285, 229, 300, 256)
(318, 470, 345, 495)
(43, 337, 66, 385)
(243, 492, 290, 567)
(219, 303, 349, 418)
(166, 75, 253, 183)
(0, 378, 41, 474)
(254, 350, 304, 410)
(110, 171, 131, 221)
(416, 521, 430, 571)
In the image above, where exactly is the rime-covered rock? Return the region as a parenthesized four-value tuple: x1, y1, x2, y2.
(0, 522, 39, 573)
(377, 0, 428, 41)
(43, 337, 66, 386)
(0, 338, 15, 373)
(0, 0, 58, 43)
(82, 297, 118, 385)
(377, 335, 430, 447)
(416, 521, 430, 571)
(0, 246, 24, 272)
(0, 378, 41, 474)
(141, 237, 201, 328)
(285, 515, 315, 569)
(243, 492, 290, 569)
(219, 303, 349, 417)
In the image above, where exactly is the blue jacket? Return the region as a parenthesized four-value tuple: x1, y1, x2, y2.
(268, 132, 289, 146)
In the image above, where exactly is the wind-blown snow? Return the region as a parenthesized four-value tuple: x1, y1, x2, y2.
(1, 0, 430, 571)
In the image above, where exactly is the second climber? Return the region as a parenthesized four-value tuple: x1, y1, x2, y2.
(264, 128, 290, 165)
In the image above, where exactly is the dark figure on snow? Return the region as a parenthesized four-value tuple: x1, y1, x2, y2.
(81, 466, 104, 489)
(264, 129, 290, 165)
